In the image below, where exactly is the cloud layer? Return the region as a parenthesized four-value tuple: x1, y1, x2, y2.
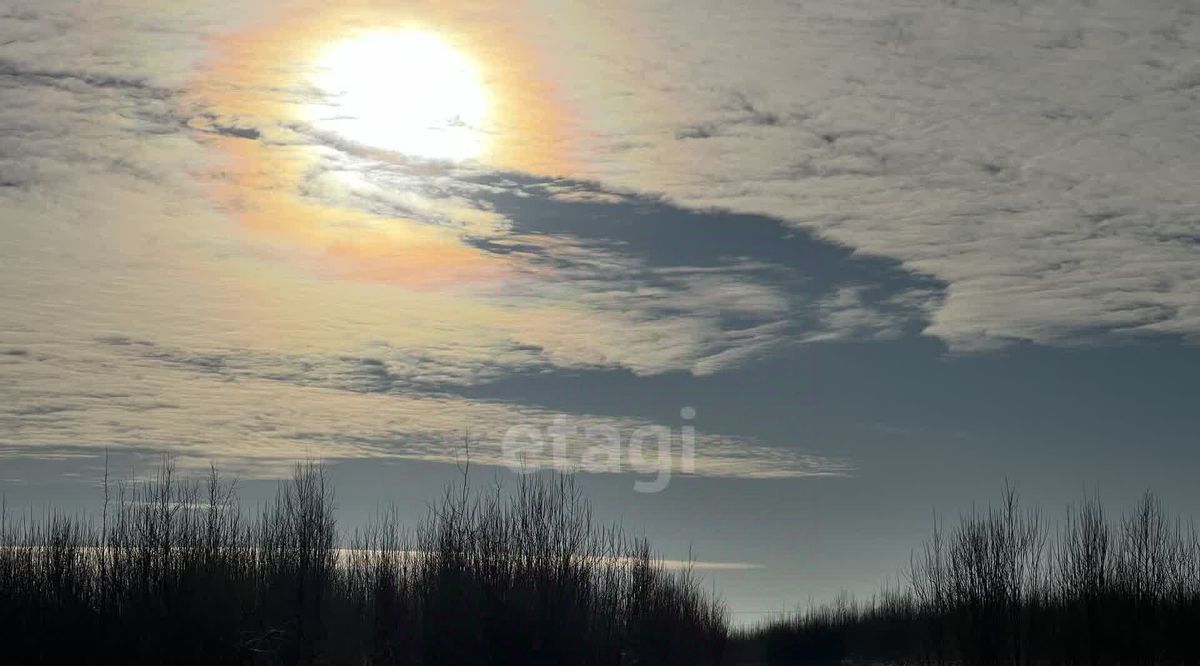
(4, 0, 1197, 479)
(531, 0, 1200, 350)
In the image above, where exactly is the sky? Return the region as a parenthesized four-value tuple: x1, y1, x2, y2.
(2, 0, 1199, 619)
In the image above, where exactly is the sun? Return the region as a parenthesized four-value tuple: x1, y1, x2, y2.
(310, 30, 490, 162)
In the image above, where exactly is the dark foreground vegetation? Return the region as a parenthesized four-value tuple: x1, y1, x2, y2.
(7, 464, 1200, 666)
(737, 486, 1200, 665)
(0, 462, 725, 665)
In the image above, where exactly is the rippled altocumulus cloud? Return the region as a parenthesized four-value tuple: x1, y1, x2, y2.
(534, 0, 1200, 350)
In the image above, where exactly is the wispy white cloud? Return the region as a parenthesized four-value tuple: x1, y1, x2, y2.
(0, 336, 847, 479)
(804, 285, 940, 344)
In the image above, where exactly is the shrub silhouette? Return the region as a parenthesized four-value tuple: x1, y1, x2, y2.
(739, 486, 1200, 665)
(0, 460, 727, 665)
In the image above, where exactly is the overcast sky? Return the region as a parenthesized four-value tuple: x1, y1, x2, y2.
(2, 0, 1199, 617)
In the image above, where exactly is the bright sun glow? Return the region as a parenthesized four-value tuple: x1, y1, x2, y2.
(312, 30, 490, 162)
